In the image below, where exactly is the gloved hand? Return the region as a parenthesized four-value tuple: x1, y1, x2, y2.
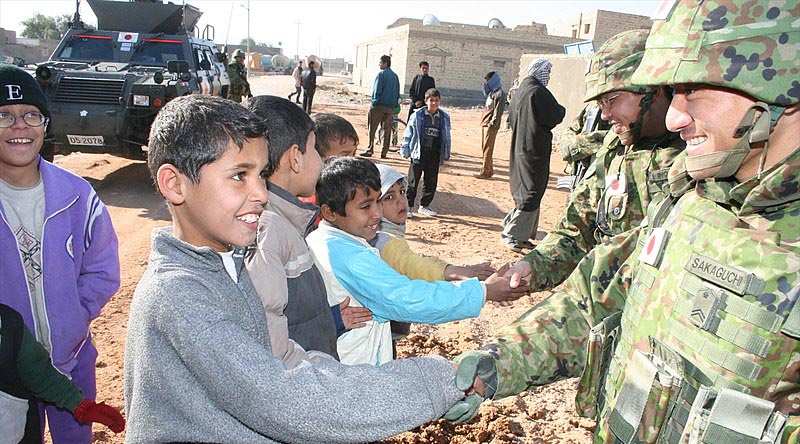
(73, 399, 125, 433)
(442, 350, 498, 423)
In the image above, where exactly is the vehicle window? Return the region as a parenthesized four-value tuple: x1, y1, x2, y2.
(130, 41, 184, 65)
(194, 46, 204, 66)
(202, 48, 215, 68)
(57, 35, 115, 61)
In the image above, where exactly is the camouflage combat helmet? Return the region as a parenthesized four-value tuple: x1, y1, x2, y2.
(632, 0, 799, 179)
(582, 29, 650, 102)
(631, 0, 799, 106)
(231, 49, 245, 58)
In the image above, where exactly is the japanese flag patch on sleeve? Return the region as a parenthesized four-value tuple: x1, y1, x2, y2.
(639, 227, 670, 267)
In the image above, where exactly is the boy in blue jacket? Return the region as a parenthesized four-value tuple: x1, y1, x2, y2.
(306, 156, 529, 366)
(401, 88, 451, 217)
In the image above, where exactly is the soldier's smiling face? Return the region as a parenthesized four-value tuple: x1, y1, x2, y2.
(598, 90, 643, 146)
(666, 84, 758, 180)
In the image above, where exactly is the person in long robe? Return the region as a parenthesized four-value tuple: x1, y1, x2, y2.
(501, 59, 565, 252)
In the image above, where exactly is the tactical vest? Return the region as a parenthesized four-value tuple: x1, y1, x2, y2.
(592, 134, 683, 243)
(581, 179, 800, 443)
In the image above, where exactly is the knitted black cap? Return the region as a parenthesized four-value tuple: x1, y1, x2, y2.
(0, 64, 49, 117)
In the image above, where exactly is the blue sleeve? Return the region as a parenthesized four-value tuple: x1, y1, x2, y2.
(442, 113, 452, 161)
(401, 113, 416, 157)
(327, 239, 485, 324)
(330, 304, 347, 337)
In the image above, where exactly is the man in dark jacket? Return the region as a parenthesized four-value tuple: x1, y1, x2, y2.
(301, 60, 317, 114)
(407, 61, 436, 122)
(501, 58, 565, 253)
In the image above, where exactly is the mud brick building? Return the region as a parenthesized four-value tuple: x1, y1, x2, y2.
(353, 11, 652, 106)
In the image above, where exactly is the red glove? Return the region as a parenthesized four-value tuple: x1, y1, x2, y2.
(73, 399, 126, 433)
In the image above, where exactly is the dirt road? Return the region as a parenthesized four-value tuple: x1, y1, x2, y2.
(54, 73, 594, 443)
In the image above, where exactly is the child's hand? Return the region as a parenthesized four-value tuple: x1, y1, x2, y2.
(444, 262, 496, 281)
(339, 296, 373, 330)
(484, 263, 530, 303)
(73, 399, 125, 433)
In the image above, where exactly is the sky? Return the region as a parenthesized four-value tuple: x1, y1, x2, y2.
(0, 0, 662, 60)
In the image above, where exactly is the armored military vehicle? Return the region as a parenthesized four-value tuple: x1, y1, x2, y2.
(34, 0, 230, 159)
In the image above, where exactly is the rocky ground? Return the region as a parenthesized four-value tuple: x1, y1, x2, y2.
(52, 73, 594, 443)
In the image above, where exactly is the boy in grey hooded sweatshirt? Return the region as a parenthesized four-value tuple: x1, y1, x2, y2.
(124, 95, 466, 443)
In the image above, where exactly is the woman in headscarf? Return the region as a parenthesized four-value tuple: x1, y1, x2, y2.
(501, 58, 565, 252)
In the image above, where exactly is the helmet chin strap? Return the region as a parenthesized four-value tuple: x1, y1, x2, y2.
(619, 89, 656, 144)
(684, 101, 775, 180)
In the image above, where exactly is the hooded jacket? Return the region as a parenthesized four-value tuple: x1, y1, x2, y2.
(0, 158, 119, 376)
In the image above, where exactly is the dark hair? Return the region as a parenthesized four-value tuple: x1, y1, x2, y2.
(148, 95, 267, 187)
(424, 88, 441, 100)
(246, 95, 315, 177)
(316, 156, 380, 216)
(380, 55, 391, 67)
(312, 113, 359, 156)
(485, 71, 496, 80)
(308, 60, 315, 68)
(419, 61, 429, 68)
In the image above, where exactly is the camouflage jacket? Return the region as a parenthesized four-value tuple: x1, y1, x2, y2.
(485, 148, 800, 443)
(524, 131, 684, 291)
(227, 61, 249, 91)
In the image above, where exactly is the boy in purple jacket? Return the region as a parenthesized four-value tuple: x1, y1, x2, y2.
(0, 65, 120, 442)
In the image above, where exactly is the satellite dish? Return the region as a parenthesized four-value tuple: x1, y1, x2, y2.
(422, 14, 440, 26)
(488, 18, 505, 29)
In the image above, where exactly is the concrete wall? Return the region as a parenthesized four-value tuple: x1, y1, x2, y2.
(518, 53, 591, 135)
(353, 25, 409, 96)
(354, 18, 581, 106)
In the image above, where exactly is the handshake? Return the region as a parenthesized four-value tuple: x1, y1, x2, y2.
(443, 261, 532, 422)
(470, 261, 532, 305)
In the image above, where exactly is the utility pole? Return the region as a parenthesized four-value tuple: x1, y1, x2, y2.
(240, 1, 250, 66)
(295, 19, 301, 62)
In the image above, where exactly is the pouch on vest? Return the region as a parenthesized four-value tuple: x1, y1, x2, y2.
(607, 349, 682, 444)
(576, 311, 622, 418)
(681, 388, 787, 444)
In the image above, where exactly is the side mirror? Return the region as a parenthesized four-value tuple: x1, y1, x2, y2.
(199, 59, 211, 71)
(167, 60, 190, 74)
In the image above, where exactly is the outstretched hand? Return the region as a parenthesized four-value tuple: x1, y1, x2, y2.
(339, 296, 373, 330)
(504, 260, 532, 289)
(73, 399, 125, 433)
(444, 262, 496, 281)
(484, 263, 530, 303)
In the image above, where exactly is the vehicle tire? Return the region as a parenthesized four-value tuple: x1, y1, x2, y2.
(220, 85, 229, 98)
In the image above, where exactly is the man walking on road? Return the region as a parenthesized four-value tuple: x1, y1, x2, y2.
(360, 55, 399, 159)
(288, 61, 303, 104)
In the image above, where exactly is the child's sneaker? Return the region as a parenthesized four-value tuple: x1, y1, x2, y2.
(418, 206, 437, 217)
(407, 210, 414, 219)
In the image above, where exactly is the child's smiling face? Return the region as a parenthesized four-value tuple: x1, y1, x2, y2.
(174, 137, 269, 251)
(329, 186, 383, 241)
(379, 181, 408, 225)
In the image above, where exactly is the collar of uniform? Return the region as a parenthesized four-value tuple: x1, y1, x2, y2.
(696, 147, 800, 215)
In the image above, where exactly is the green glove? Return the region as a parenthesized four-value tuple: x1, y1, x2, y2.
(442, 351, 499, 423)
(453, 350, 498, 396)
(442, 393, 483, 423)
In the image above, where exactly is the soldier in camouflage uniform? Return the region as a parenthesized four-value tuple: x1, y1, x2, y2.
(227, 49, 251, 103)
(515, 29, 685, 291)
(448, 1, 800, 442)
